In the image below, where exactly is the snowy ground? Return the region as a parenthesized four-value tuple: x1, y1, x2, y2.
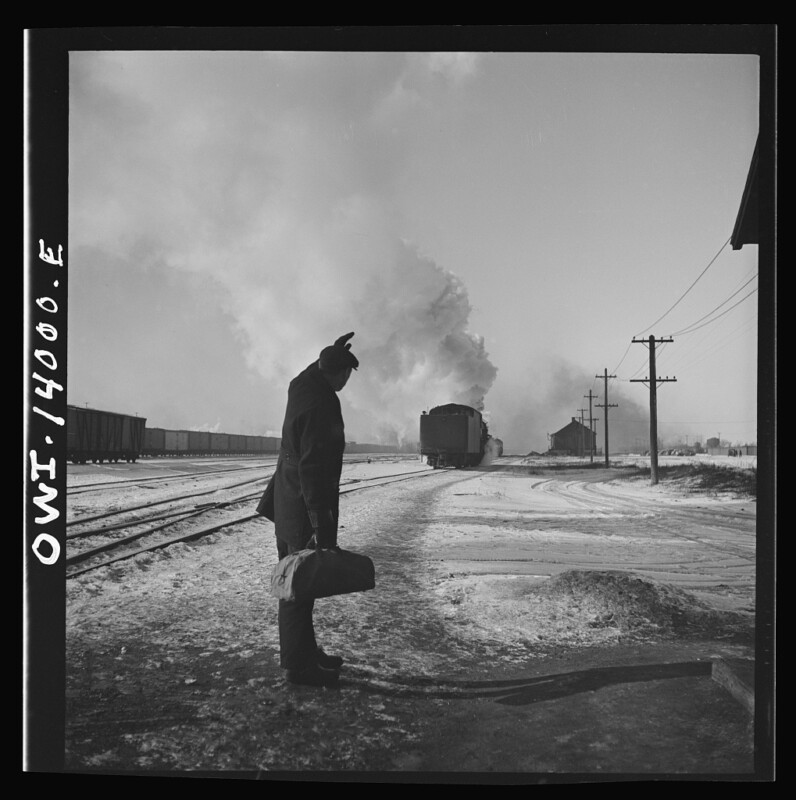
(67, 452, 756, 645)
(419, 455, 755, 656)
(62, 453, 759, 773)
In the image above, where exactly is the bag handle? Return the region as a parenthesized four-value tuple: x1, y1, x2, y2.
(307, 534, 342, 553)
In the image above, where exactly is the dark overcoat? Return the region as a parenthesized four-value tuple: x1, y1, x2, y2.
(257, 361, 345, 549)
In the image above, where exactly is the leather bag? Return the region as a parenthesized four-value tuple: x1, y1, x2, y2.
(271, 547, 375, 601)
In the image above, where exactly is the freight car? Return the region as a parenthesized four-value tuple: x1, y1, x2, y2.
(209, 432, 230, 454)
(67, 405, 146, 464)
(141, 427, 280, 457)
(419, 403, 489, 469)
(144, 426, 166, 455)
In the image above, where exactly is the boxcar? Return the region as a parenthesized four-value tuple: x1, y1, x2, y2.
(209, 432, 229, 454)
(187, 430, 211, 455)
(139, 428, 281, 458)
(67, 405, 146, 464)
(228, 434, 246, 453)
(245, 435, 263, 454)
(143, 426, 166, 456)
(420, 403, 486, 469)
(163, 429, 188, 454)
(264, 436, 280, 452)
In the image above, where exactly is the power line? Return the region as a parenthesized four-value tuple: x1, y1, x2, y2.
(625, 340, 673, 382)
(610, 341, 633, 376)
(633, 235, 731, 338)
(667, 272, 757, 336)
(657, 315, 756, 377)
(626, 357, 647, 382)
(598, 227, 753, 401)
(669, 287, 758, 337)
(591, 235, 749, 429)
(659, 298, 754, 360)
(643, 419, 755, 425)
(627, 279, 754, 381)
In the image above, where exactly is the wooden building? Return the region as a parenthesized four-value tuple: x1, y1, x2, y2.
(548, 418, 597, 456)
(731, 135, 758, 250)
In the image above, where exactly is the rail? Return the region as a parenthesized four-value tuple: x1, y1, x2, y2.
(66, 467, 440, 578)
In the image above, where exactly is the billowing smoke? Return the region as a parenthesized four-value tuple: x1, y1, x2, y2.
(489, 358, 649, 455)
(481, 436, 502, 465)
(68, 51, 497, 443)
(235, 232, 499, 446)
(339, 240, 497, 444)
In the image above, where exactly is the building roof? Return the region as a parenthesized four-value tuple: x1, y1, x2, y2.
(731, 136, 759, 250)
(552, 419, 594, 437)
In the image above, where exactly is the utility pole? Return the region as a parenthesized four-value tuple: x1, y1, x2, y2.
(631, 335, 677, 485)
(595, 369, 617, 467)
(584, 390, 598, 464)
(577, 408, 588, 457)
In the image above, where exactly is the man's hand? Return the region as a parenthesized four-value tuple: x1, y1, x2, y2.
(333, 332, 355, 350)
(314, 528, 338, 549)
(308, 508, 338, 549)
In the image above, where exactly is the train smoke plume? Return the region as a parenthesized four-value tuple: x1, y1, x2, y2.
(233, 224, 498, 445)
(69, 51, 497, 442)
(491, 359, 649, 454)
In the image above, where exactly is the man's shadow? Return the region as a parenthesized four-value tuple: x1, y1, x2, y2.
(343, 661, 712, 706)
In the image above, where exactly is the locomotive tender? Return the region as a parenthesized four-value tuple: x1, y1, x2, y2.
(420, 403, 489, 469)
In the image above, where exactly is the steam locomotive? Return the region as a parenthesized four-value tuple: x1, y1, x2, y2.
(419, 403, 489, 468)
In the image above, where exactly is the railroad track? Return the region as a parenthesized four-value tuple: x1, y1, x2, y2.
(67, 457, 424, 529)
(67, 462, 275, 495)
(67, 472, 272, 527)
(66, 466, 441, 579)
(66, 454, 394, 495)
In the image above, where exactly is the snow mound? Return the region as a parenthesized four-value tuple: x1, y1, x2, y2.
(436, 568, 753, 658)
(537, 570, 748, 636)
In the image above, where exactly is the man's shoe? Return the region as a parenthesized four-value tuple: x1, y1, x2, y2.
(286, 663, 340, 688)
(317, 647, 344, 670)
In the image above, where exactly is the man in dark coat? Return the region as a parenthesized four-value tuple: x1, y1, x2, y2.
(258, 332, 359, 687)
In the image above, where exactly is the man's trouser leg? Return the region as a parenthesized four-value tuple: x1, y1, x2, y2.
(276, 536, 317, 671)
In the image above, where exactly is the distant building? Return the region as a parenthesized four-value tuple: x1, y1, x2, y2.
(548, 418, 597, 456)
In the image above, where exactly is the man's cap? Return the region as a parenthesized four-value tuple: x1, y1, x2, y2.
(319, 331, 359, 372)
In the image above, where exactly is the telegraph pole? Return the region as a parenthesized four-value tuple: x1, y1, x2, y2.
(595, 369, 617, 466)
(631, 335, 677, 485)
(584, 390, 598, 464)
(577, 408, 588, 457)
